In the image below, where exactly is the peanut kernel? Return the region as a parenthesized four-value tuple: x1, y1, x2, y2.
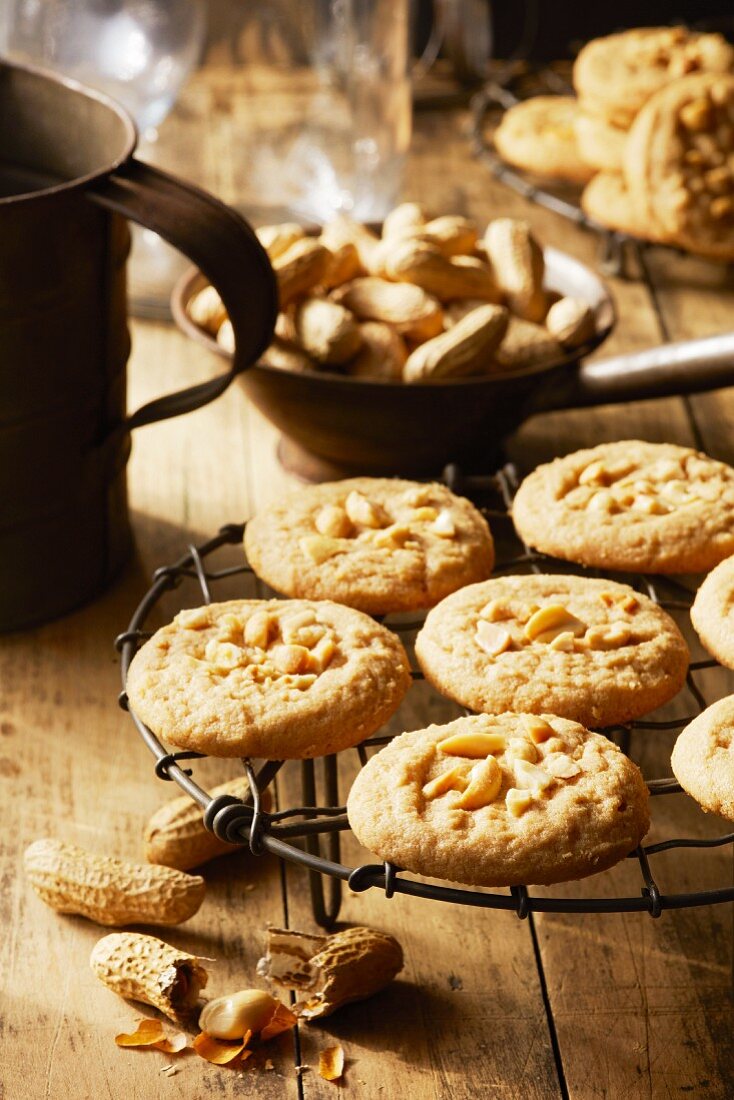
(270, 644, 311, 675)
(521, 715, 555, 743)
(430, 508, 456, 538)
(454, 756, 502, 810)
(299, 535, 347, 564)
(506, 788, 533, 817)
(244, 610, 271, 649)
(308, 634, 335, 673)
(411, 507, 439, 522)
(315, 504, 352, 538)
(507, 737, 538, 763)
(578, 460, 607, 485)
(204, 640, 244, 670)
(176, 607, 210, 630)
(345, 490, 388, 528)
(422, 763, 471, 799)
(438, 731, 507, 757)
(478, 599, 509, 622)
(524, 605, 586, 643)
(512, 758, 553, 794)
(475, 620, 512, 657)
(544, 753, 581, 779)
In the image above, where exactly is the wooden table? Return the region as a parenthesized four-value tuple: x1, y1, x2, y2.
(4, 65, 734, 1100)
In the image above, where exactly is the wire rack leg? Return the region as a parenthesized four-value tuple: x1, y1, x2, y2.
(301, 756, 342, 928)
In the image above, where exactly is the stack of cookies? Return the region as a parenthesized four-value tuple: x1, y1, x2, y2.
(127, 442, 734, 891)
(493, 26, 734, 260)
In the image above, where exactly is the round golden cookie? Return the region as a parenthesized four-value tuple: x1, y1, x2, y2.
(573, 27, 734, 129)
(580, 171, 665, 241)
(690, 555, 734, 669)
(512, 441, 734, 574)
(126, 599, 411, 759)
(346, 712, 650, 886)
(415, 574, 689, 728)
(492, 96, 595, 184)
(574, 109, 628, 173)
(624, 73, 734, 260)
(244, 477, 494, 616)
(671, 695, 734, 821)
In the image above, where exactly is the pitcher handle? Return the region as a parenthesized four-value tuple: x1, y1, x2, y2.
(88, 158, 278, 430)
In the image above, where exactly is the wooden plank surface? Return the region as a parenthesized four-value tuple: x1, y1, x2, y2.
(3, 62, 734, 1100)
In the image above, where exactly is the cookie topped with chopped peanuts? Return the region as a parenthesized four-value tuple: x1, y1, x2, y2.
(244, 477, 494, 616)
(126, 599, 411, 759)
(346, 712, 650, 887)
(671, 695, 734, 822)
(623, 73, 734, 261)
(690, 555, 734, 669)
(512, 441, 734, 574)
(415, 574, 689, 728)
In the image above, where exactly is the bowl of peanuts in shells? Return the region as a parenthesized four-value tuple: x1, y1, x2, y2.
(172, 204, 616, 478)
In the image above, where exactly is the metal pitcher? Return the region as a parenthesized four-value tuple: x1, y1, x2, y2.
(0, 60, 277, 630)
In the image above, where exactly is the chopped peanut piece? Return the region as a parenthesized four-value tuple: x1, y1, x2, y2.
(578, 460, 608, 485)
(204, 641, 244, 670)
(373, 523, 414, 549)
(513, 758, 553, 795)
(315, 504, 353, 538)
(422, 763, 471, 799)
(506, 788, 534, 817)
(308, 635, 336, 673)
(548, 630, 576, 652)
(475, 620, 513, 657)
(455, 756, 502, 809)
(411, 506, 439, 522)
(299, 535, 347, 564)
(176, 607, 211, 630)
(269, 644, 311, 675)
(544, 753, 581, 779)
(345, 491, 388, 528)
(584, 623, 631, 650)
(438, 730, 508, 757)
(521, 715, 555, 743)
(244, 610, 271, 649)
(430, 509, 456, 537)
(478, 599, 509, 622)
(507, 737, 538, 763)
(524, 605, 586, 643)
(631, 494, 669, 515)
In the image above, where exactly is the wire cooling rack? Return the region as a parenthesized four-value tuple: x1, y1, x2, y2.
(117, 465, 734, 929)
(468, 66, 660, 279)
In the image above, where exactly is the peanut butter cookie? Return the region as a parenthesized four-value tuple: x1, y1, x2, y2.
(126, 599, 411, 759)
(492, 97, 595, 184)
(671, 695, 734, 821)
(244, 477, 494, 616)
(415, 574, 689, 728)
(347, 712, 650, 886)
(574, 27, 734, 129)
(513, 441, 734, 574)
(624, 73, 734, 260)
(690, 555, 734, 669)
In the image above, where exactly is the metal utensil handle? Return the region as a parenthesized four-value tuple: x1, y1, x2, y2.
(575, 332, 734, 406)
(89, 159, 278, 430)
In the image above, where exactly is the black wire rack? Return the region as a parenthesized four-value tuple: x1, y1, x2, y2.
(468, 66, 668, 279)
(117, 464, 734, 929)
